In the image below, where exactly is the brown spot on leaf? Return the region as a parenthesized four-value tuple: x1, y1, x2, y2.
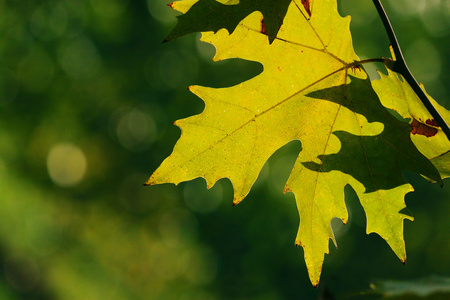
(261, 18, 267, 35)
(425, 119, 440, 128)
(233, 198, 243, 206)
(410, 118, 438, 137)
(301, 0, 312, 17)
(277, 66, 282, 72)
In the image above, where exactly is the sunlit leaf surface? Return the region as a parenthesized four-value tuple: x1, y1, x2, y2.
(148, 0, 442, 285)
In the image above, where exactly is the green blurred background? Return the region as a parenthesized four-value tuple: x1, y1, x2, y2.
(0, 0, 449, 299)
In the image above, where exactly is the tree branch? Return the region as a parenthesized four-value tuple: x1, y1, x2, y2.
(372, 0, 450, 141)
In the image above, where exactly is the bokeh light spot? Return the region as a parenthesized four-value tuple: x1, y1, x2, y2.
(30, 3, 68, 40)
(405, 39, 441, 84)
(389, 0, 426, 17)
(147, 0, 177, 25)
(183, 179, 223, 214)
(116, 108, 157, 152)
(420, 4, 450, 37)
(158, 51, 188, 90)
(47, 143, 87, 187)
(90, 0, 129, 18)
(145, 50, 199, 91)
(60, 0, 89, 38)
(58, 37, 101, 80)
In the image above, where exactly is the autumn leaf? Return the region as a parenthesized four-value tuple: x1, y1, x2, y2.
(148, 0, 441, 286)
(372, 68, 450, 178)
(165, 0, 293, 43)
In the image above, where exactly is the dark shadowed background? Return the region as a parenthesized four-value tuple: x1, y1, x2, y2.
(0, 0, 449, 299)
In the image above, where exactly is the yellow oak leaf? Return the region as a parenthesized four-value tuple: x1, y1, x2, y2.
(148, 0, 440, 286)
(372, 68, 450, 178)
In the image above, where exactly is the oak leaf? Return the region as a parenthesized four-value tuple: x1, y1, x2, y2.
(148, 0, 442, 285)
(372, 68, 450, 178)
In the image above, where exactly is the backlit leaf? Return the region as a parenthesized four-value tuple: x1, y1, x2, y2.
(149, 0, 442, 285)
(372, 68, 450, 178)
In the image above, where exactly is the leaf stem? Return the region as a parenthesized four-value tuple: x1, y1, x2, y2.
(372, 0, 450, 141)
(351, 58, 385, 66)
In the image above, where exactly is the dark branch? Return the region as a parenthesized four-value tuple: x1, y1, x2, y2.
(372, 0, 450, 141)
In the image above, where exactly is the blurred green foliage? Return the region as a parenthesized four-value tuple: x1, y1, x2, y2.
(369, 276, 450, 299)
(0, 0, 448, 299)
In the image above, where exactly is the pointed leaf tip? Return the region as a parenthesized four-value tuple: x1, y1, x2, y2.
(232, 198, 242, 206)
(143, 178, 154, 186)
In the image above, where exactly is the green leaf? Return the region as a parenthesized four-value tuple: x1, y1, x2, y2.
(370, 276, 450, 299)
(148, 0, 441, 285)
(166, 0, 293, 43)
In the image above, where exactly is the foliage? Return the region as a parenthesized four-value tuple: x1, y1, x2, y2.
(373, 69, 450, 177)
(148, 0, 450, 286)
(370, 276, 450, 299)
(0, 0, 449, 299)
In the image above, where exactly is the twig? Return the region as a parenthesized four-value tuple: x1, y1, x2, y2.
(372, 0, 450, 141)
